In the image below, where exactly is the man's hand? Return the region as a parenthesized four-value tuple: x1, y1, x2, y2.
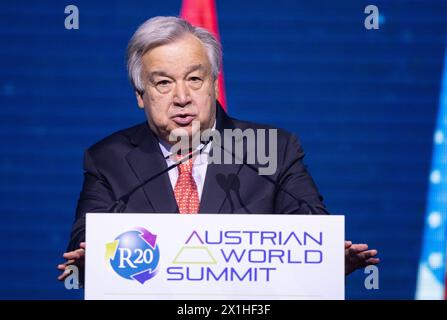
(57, 242, 86, 281)
(345, 241, 379, 275)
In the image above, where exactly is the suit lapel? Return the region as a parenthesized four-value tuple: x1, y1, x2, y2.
(199, 102, 244, 213)
(125, 124, 178, 213)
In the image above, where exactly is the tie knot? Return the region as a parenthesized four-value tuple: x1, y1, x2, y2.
(178, 157, 194, 174)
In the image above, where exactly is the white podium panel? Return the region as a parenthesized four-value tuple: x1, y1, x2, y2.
(85, 213, 344, 300)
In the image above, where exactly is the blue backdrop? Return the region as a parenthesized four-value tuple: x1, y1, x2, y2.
(0, 0, 446, 299)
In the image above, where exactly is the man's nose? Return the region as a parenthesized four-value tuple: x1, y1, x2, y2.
(173, 81, 192, 107)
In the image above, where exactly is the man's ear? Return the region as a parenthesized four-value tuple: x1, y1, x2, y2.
(214, 79, 219, 98)
(136, 91, 145, 109)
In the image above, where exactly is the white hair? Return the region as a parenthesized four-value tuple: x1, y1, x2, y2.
(126, 16, 222, 94)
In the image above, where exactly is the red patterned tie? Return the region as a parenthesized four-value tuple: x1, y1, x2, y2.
(174, 157, 199, 214)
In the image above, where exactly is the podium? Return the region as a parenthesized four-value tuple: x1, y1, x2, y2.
(85, 213, 344, 300)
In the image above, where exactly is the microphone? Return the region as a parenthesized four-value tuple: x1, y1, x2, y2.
(109, 137, 213, 213)
(110, 131, 326, 215)
(213, 137, 324, 215)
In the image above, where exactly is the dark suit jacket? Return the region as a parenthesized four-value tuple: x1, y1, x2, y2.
(67, 103, 328, 251)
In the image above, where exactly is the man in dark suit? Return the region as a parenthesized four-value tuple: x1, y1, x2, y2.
(58, 16, 379, 282)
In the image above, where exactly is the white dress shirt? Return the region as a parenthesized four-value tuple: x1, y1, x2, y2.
(158, 121, 216, 201)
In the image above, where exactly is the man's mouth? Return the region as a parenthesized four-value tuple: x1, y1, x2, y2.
(172, 115, 195, 126)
